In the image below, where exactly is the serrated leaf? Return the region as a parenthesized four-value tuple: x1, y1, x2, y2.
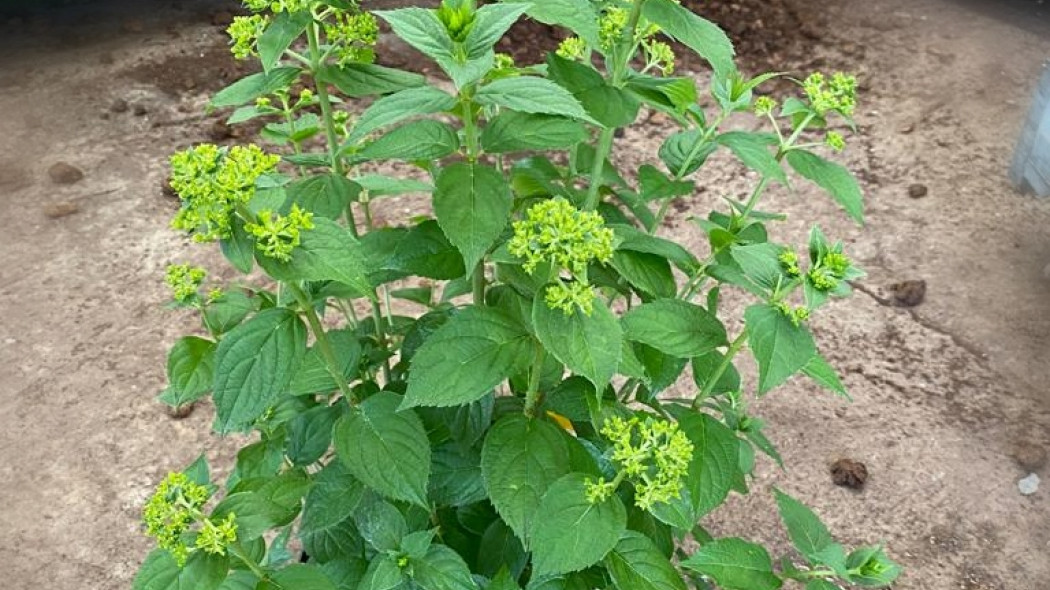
(354, 493, 408, 552)
(637, 164, 695, 201)
(481, 111, 588, 153)
(258, 11, 310, 72)
(744, 304, 817, 394)
(211, 67, 301, 108)
(682, 538, 782, 590)
(404, 306, 530, 408)
(429, 443, 488, 507)
(717, 132, 787, 186)
(287, 329, 361, 397)
(162, 336, 215, 407)
(433, 162, 512, 271)
(604, 531, 687, 590)
(358, 119, 460, 162)
(610, 251, 676, 298)
(478, 520, 528, 579)
(390, 219, 466, 280)
(786, 149, 864, 224)
(375, 7, 454, 63)
(212, 309, 307, 433)
(533, 296, 621, 392)
(259, 217, 372, 297)
(285, 174, 361, 219)
(133, 549, 228, 590)
(287, 404, 345, 466)
(520, 0, 599, 46)
(465, 2, 531, 58)
(334, 391, 431, 505)
(622, 299, 727, 359)
(641, 0, 735, 79)
(350, 86, 457, 142)
(528, 473, 627, 576)
(476, 77, 596, 124)
(772, 488, 835, 564)
(482, 414, 573, 542)
(300, 462, 364, 537)
(546, 54, 639, 128)
(262, 564, 337, 590)
(675, 409, 739, 518)
(318, 63, 426, 98)
(802, 354, 850, 400)
(411, 544, 479, 590)
(691, 350, 740, 396)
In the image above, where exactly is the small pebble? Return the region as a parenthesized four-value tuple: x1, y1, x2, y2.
(908, 183, 928, 198)
(1018, 473, 1040, 496)
(110, 98, 128, 113)
(43, 202, 79, 219)
(47, 162, 84, 185)
(166, 403, 195, 420)
(1011, 441, 1048, 472)
(889, 279, 926, 307)
(831, 458, 868, 489)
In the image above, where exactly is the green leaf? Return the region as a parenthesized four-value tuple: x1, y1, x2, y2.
(302, 517, 364, 564)
(744, 304, 817, 394)
(212, 309, 307, 433)
(300, 462, 364, 537)
(772, 488, 835, 564)
(675, 409, 739, 518)
(133, 549, 228, 590)
(624, 75, 697, 114)
(659, 129, 717, 177)
(604, 531, 687, 590)
(391, 219, 467, 280)
(465, 2, 531, 58)
(729, 243, 785, 294)
(321, 559, 369, 590)
(717, 132, 787, 186)
(358, 119, 460, 162)
(220, 217, 255, 273)
(354, 493, 408, 552)
(433, 162, 513, 271)
(802, 354, 850, 400)
(203, 290, 255, 334)
(682, 538, 782, 590)
(350, 86, 457, 142)
(476, 77, 595, 124)
(641, 0, 735, 79)
(528, 473, 627, 576)
(212, 490, 297, 541)
(786, 150, 864, 224)
(622, 299, 727, 359)
(258, 11, 311, 72)
(546, 54, 639, 128)
(318, 63, 426, 98)
(285, 174, 361, 219)
(287, 404, 345, 467)
(637, 164, 695, 202)
(410, 544, 480, 590)
(481, 111, 588, 153)
(487, 568, 523, 590)
(533, 296, 622, 392)
(263, 564, 337, 590)
(404, 306, 530, 408)
(430, 443, 488, 506)
(691, 350, 740, 395)
(610, 224, 699, 272)
(804, 581, 840, 590)
(287, 329, 361, 397)
(217, 571, 259, 590)
(477, 520, 528, 579)
(211, 67, 300, 108)
(161, 336, 215, 407)
(482, 414, 574, 542)
(846, 546, 902, 587)
(259, 218, 373, 298)
(610, 251, 676, 299)
(334, 391, 431, 505)
(520, 0, 599, 46)
(356, 174, 432, 197)
(375, 8, 454, 63)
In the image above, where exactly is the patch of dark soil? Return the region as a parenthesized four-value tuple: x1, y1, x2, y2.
(121, 39, 257, 96)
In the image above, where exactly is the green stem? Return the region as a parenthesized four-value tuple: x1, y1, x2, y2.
(371, 302, 391, 385)
(692, 329, 748, 408)
(584, 127, 615, 211)
(288, 282, 356, 405)
(230, 541, 268, 580)
(472, 261, 486, 305)
(523, 341, 546, 418)
(651, 110, 729, 231)
(460, 90, 480, 162)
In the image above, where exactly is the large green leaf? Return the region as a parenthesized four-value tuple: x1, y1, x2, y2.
(334, 391, 431, 505)
(604, 531, 687, 590)
(528, 473, 627, 576)
(717, 132, 787, 186)
(262, 564, 337, 590)
(211, 67, 301, 108)
(350, 86, 457, 142)
(390, 220, 467, 280)
(161, 336, 215, 407)
(259, 217, 372, 297)
(610, 251, 676, 298)
(786, 149, 864, 224)
(464, 2, 531, 58)
(287, 329, 361, 397)
(622, 299, 727, 359)
(744, 304, 817, 394)
(519, 0, 599, 46)
(675, 409, 739, 518)
(610, 224, 700, 272)
(433, 162, 513, 271)
(287, 404, 345, 466)
(772, 488, 835, 565)
(410, 544, 480, 590)
(354, 493, 408, 552)
(358, 119, 460, 162)
(375, 7, 454, 63)
(476, 77, 595, 124)
(285, 174, 361, 219)
(682, 538, 782, 590)
(482, 415, 574, 542)
(429, 443, 488, 507)
(481, 111, 588, 153)
(258, 11, 311, 72)
(533, 296, 621, 392)
(318, 63, 426, 98)
(300, 462, 364, 537)
(133, 549, 228, 590)
(641, 0, 735, 78)
(403, 306, 530, 408)
(212, 309, 307, 433)
(477, 519, 528, 579)
(546, 54, 639, 128)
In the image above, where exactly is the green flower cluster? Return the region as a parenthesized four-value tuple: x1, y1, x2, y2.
(643, 39, 676, 75)
(165, 264, 207, 304)
(598, 6, 630, 50)
(324, 10, 379, 65)
(437, 0, 475, 42)
(509, 198, 614, 315)
(556, 37, 587, 61)
(754, 96, 777, 116)
(227, 14, 269, 60)
(803, 72, 857, 117)
(825, 130, 846, 152)
(245, 204, 315, 261)
(778, 248, 801, 278)
(586, 416, 694, 510)
(808, 250, 852, 291)
(143, 473, 237, 566)
(775, 301, 811, 326)
(170, 144, 280, 243)
(244, 0, 313, 13)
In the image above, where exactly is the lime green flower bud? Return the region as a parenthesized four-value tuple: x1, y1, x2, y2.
(754, 96, 777, 116)
(509, 198, 615, 276)
(245, 204, 315, 261)
(323, 10, 379, 65)
(803, 71, 858, 117)
(807, 267, 838, 291)
(195, 513, 238, 556)
(142, 472, 211, 566)
(778, 249, 801, 277)
(544, 281, 598, 316)
(598, 7, 629, 51)
(644, 40, 676, 75)
(598, 416, 694, 511)
(169, 144, 280, 243)
(774, 301, 810, 326)
(243, 0, 270, 12)
(165, 264, 207, 304)
(825, 130, 846, 152)
(437, 0, 475, 42)
(556, 37, 587, 61)
(584, 477, 617, 504)
(494, 52, 515, 71)
(227, 14, 269, 60)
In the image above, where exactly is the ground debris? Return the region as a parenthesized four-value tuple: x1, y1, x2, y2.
(831, 457, 868, 489)
(47, 162, 84, 185)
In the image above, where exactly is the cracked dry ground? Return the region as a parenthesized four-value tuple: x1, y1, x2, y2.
(0, 0, 1049, 589)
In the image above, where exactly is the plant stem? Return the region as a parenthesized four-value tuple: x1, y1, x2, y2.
(523, 341, 546, 418)
(230, 541, 268, 580)
(692, 329, 748, 408)
(471, 261, 486, 305)
(288, 282, 356, 405)
(584, 127, 615, 211)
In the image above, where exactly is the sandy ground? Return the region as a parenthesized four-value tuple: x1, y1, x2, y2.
(0, 1, 1049, 589)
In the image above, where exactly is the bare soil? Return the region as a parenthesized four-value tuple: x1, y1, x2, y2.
(1, 1, 1049, 589)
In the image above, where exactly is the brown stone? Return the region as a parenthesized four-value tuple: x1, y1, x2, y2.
(889, 279, 926, 307)
(831, 457, 868, 489)
(42, 202, 79, 219)
(1011, 441, 1048, 472)
(110, 98, 128, 113)
(908, 183, 928, 198)
(47, 162, 84, 185)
